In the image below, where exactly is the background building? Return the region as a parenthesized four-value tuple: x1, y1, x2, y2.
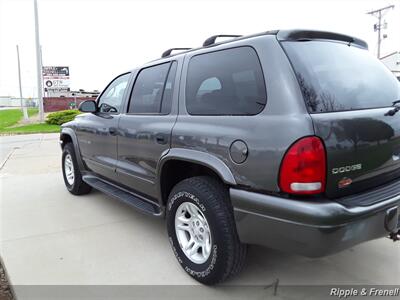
(380, 51, 400, 80)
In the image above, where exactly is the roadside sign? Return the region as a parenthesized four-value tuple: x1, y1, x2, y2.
(42, 66, 70, 92)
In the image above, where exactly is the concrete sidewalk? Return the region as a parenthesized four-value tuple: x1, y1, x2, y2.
(0, 134, 399, 299)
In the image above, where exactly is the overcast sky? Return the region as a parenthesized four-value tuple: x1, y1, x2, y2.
(0, 0, 399, 98)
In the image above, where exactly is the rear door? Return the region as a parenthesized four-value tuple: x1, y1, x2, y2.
(282, 40, 400, 198)
(116, 61, 179, 199)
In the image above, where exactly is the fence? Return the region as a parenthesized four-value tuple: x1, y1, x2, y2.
(0, 98, 38, 108)
(44, 97, 96, 112)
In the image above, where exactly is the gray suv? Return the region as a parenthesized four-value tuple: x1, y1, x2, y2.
(60, 30, 400, 285)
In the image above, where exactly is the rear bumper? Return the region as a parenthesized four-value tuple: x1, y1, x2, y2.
(231, 188, 400, 257)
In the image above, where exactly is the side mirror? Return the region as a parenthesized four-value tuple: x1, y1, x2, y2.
(78, 100, 97, 113)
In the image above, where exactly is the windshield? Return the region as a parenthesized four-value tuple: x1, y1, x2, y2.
(282, 41, 400, 113)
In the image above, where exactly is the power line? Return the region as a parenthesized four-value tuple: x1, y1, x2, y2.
(367, 4, 395, 59)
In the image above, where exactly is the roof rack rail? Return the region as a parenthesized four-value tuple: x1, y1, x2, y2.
(162, 48, 192, 58)
(203, 35, 242, 47)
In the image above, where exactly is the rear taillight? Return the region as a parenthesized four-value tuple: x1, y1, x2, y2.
(279, 136, 326, 195)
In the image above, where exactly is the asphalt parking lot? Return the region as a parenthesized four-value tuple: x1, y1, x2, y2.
(0, 134, 399, 299)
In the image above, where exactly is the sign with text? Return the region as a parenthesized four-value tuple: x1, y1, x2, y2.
(42, 66, 70, 92)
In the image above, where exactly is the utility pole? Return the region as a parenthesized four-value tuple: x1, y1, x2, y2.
(34, 0, 44, 122)
(16, 45, 29, 121)
(367, 4, 395, 59)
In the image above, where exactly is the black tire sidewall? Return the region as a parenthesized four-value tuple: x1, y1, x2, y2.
(166, 179, 232, 283)
(62, 144, 79, 193)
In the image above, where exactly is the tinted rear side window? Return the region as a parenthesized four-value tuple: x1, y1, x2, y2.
(186, 47, 267, 115)
(283, 41, 400, 113)
(161, 61, 177, 114)
(129, 62, 172, 114)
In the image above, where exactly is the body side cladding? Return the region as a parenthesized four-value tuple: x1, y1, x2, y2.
(60, 127, 85, 171)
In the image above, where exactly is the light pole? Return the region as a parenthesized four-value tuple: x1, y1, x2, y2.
(367, 5, 395, 59)
(34, 0, 44, 121)
(16, 45, 29, 121)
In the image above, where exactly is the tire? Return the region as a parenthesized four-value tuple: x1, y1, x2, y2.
(166, 176, 247, 285)
(62, 143, 92, 195)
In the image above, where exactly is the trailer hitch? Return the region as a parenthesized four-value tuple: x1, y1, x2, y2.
(389, 230, 400, 242)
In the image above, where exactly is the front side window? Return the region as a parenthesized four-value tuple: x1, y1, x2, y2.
(186, 47, 267, 115)
(283, 41, 400, 113)
(128, 62, 177, 114)
(98, 73, 130, 113)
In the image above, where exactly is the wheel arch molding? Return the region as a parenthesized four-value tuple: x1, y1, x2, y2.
(156, 148, 237, 207)
(60, 128, 85, 171)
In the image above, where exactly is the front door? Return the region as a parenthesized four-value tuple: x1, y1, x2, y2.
(76, 73, 131, 180)
(117, 61, 179, 199)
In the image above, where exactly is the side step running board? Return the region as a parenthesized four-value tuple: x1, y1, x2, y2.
(82, 175, 162, 217)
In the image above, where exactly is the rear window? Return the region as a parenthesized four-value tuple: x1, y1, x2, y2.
(283, 41, 400, 113)
(186, 47, 267, 115)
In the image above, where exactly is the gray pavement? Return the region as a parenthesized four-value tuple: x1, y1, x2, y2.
(0, 134, 47, 165)
(0, 134, 399, 299)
